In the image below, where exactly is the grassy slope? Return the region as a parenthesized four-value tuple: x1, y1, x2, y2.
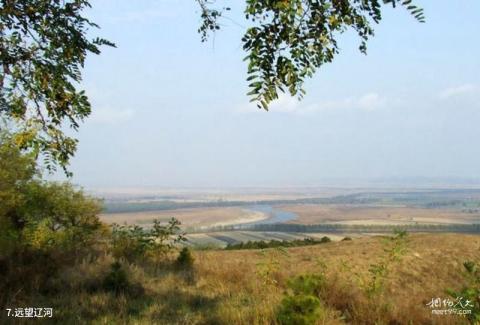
(5, 233, 479, 324)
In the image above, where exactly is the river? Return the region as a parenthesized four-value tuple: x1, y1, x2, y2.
(245, 205, 298, 225)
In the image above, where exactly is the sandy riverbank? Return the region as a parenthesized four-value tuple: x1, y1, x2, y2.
(100, 207, 270, 228)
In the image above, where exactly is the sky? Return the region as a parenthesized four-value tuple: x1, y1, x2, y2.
(57, 0, 480, 189)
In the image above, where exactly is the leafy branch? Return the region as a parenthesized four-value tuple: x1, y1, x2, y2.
(0, 0, 115, 174)
(198, 0, 425, 110)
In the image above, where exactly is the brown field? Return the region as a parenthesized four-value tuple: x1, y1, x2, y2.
(100, 207, 268, 227)
(26, 233, 480, 324)
(280, 204, 480, 225)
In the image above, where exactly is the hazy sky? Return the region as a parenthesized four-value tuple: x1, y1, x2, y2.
(58, 0, 480, 188)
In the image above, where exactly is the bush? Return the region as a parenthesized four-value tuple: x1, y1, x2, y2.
(447, 261, 480, 324)
(110, 218, 186, 263)
(102, 262, 131, 294)
(225, 237, 331, 250)
(342, 236, 352, 241)
(319, 236, 331, 244)
(0, 248, 61, 302)
(277, 294, 323, 325)
(277, 274, 326, 325)
(110, 225, 150, 263)
(176, 247, 194, 269)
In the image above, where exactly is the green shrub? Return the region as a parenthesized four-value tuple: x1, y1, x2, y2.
(176, 247, 194, 268)
(342, 236, 352, 241)
(102, 262, 130, 294)
(393, 228, 408, 239)
(110, 218, 186, 263)
(277, 294, 323, 325)
(110, 225, 150, 262)
(319, 236, 331, 244)
(277, 274, 326, 325)
(360, 231, 409, 299)
(225, 237, 331, 250)
(447, 260, 480, 324)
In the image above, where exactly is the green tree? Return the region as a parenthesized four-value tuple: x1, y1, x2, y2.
(21, 181, 102, 254)
(0, 131, 37, 232)
(0, 133, 104, 301)
(0, 132, 102, 258)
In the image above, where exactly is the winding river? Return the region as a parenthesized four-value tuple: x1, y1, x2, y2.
(245, 205, 298, 225)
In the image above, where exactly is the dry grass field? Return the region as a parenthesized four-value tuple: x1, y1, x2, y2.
(100, 207, 268, 228)
(280, 204, 480, 225)
(12, 233, 479, 324)
(184, 233, 478, 324)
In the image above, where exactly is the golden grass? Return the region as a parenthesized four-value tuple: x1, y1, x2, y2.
(4, 233, 478, 324)
(192, 233, 478, 324)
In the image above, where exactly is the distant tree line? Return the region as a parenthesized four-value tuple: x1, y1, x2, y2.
(224, 236, 332, 250)
(189, 222, 480, 234)
(104, 191, 480, 214)
(106, 192, 442, 214)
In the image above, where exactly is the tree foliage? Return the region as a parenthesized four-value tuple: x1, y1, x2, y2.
(198, 0, 424, 110)
(0, 132, 104, 300)
(0, 132, 102, 257)
(225, 236, 331, 250)
(110, 218, 186, 263)
(0, 0, 114, 174)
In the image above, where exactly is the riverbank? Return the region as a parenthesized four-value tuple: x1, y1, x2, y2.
(99, 206, 271, 228)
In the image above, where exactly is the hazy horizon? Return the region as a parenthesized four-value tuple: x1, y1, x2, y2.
(86, 177, 480, 198)
(52, 0, 480, 188)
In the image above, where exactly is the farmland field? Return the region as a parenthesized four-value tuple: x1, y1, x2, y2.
(99, 188, 480, 247)
(279, 204, 480, 225)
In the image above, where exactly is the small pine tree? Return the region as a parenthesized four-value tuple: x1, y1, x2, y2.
(277, 274, 326, 325)
(176, 247, 194, 269)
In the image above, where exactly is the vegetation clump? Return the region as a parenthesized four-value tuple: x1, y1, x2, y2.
(176, 247, 195, 269)
(0, 133, 186, 308)
(277, 274, 326, 325)
(225, 236, 331, 250)
(0, 134, 103, 302)
(110, 218, 186, 263)
(447, 261, 480, 324)
(102, 262, 131, 294)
